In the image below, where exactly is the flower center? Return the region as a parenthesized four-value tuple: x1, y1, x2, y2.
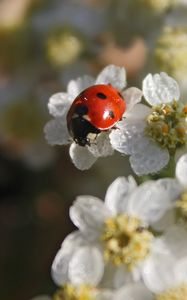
(155, 283, 187, 300)
(145, 101, 187, 153)
(176, 191, 187, 219)
(100, 214, 153, 270)
(53, 285, 95, 300)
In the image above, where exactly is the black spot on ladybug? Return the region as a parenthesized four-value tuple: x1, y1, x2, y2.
(118, 92, 123, 99)
(109, 110, 115, 119)
(75, 105, 88, 116)
(96, 92, 107, 99)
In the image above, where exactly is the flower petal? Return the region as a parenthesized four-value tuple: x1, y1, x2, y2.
(175, 257, 187, 284)
(175, 145, 187, 163)
(142, 250, 176, 293)
(68, 246, 104, 286)
(95, 65, 126, 91)
(129, 140, 170, 175)
(51, 231, 87, 286)
(161, 225, 187, 259)
(70, 195, 110, 240)
(51, 247, 72, 286)
(110, 117, 170, 175)
(88, 132, 114, 158)
(156, 178, 182, 203)
(143, 72, 180, 106)
(67, 75, 95, 98)
(48, 92, 72, 117)
(127, 180, 175, 224)
(122, 88, 143, 114)
(105, 176, 137, 215)
(115, 283, 153, 300)
(69, 143, 97, 170)
(152, 209, 176, 231)
(113, 267, 141, 289)
(95, 290, 114, 300)
(61, 230, 88, 249)
(99, 263, 117, 289)
(175, 153, 187, 187)
(110, 119, 146, 155)
(44, 118, 70, 145)
(124, 103, 151, 120)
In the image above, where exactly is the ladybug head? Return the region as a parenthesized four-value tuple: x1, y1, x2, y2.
(67, 114, 101, 147)
(74, 136, 90, 147)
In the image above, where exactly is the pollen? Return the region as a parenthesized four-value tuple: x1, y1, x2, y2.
(100, 214, 153, 270)
(162, 123, 169, 135)
(53, 285, 95, 300)
(145, 101, 187, 153)
(155, 283, 187, 300)
(176, 192, 187, 219)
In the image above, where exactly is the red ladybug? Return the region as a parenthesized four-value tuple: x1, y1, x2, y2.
(67, 84, 126, 146)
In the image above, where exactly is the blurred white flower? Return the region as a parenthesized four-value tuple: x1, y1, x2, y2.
(51, 176, 179, 289)
(44, 65, 142, 170)
(154, 27, 187, 82)
(110, 72, 187, 175)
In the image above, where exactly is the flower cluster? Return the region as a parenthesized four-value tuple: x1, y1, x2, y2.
(44, 65, 142, 171)
(39, 65, 187, 300)
(45, 65, 187, 175)
(36, 152, 187, 300)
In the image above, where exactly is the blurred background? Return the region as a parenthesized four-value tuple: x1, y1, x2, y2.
(0, 0, 187, 299)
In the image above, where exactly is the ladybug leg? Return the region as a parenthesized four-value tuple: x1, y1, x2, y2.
(86, 137, 91, 146)
(92, 135, 98, 146)
(111, 125, 119, 130)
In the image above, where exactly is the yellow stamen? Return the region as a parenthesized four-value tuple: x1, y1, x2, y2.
(101, 214, 153, 270)
(162, 123, 169, 135)
(176, 192, 187, 218)
(53, 285, 95, 300)
(145, 101, 187, 152)
(155, 283, 187, 300)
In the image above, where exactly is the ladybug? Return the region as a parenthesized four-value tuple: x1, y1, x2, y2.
(66, 84, 126, 146)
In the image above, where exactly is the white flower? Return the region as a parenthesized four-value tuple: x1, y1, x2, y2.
(51, 176, 179, 289)
(114, 225, 187, 300)
(44, 65, 142, 170)
(149, 153, 187, 226)
(110, 72, 187, 175)
(141, 225, 187, 300)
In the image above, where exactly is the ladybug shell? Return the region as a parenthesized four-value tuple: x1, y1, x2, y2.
(67, 84, 126, 130)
